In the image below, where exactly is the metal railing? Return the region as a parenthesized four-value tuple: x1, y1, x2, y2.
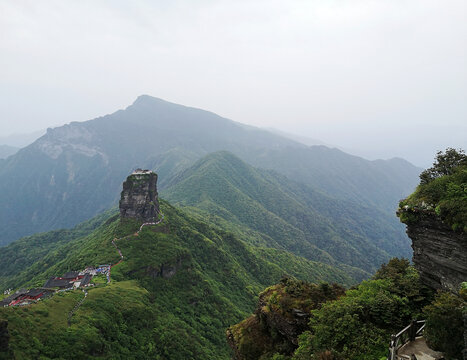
(387, 320, 426, 360)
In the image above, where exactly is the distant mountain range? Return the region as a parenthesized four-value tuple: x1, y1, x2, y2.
(0, 95, 421, 248)
(163, 151, 411, 273)
(0, 129, 45, 148)
(264, 127, 331, 147)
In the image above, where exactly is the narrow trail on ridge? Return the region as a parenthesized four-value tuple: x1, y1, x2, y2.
(67, 211, 164, 325)
(109, 211, 165, 283)
(67, 290, 87, 326)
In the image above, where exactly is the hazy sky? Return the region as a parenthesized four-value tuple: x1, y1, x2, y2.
(0, 0, 466, 166)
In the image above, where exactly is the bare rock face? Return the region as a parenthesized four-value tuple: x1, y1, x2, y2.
(145, 256, 187, 279)
(255, 292, 310, 348)
(119, 169, 159, 222)
(402, 211, 467, 292)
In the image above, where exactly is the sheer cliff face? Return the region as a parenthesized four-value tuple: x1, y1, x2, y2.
(119, 171, 159, 221)
(404, 212, 467, 292)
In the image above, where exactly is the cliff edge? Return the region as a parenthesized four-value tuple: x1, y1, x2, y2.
(399, 208, 467, 292)
(226, 278, 344, 359)
(398, 148, 467, 293)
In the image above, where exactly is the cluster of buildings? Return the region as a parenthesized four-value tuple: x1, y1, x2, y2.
(43, 271, 92, 290)
(0, 288, 54, 307)
(0, 265, 111, 308)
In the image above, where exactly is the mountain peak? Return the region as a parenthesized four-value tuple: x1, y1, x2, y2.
(132, 94, 168, 107)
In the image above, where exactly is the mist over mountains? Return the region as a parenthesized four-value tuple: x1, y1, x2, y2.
(0, 145, 19, 159)
(0, 95, 420, 252)
(1, 1, 464, 357)
(1, 95, 456, 359)
(163, 151, 411, 273)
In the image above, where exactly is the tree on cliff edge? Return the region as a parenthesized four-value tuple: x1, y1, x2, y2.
(420, 148, 467, 185)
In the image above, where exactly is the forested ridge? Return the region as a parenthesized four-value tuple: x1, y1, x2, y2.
(0, 96, 420, 246)
(0, 200, 356, 359)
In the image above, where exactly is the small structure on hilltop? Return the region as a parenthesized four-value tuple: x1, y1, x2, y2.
(119, 169, 159, 222)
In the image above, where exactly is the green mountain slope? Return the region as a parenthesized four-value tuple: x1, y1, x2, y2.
(0, 95, 420, 245)
(0, 201, 355, 359)
(163, 152, 411, 273)
(248, 146, 421, 214)
(0, 209, 114, 290)
(228, 259, 435, 360)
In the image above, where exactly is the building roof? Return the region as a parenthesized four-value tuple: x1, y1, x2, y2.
(25, 288, 53, 297)
(0, 289, 28, 306)
(25, 288, 44, 297)
(43, 277, 72, 289)
(62, 271, 79, 279)
(80, 274, 92, 287)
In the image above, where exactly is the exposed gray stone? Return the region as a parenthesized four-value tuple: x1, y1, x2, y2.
(119, 170, 159, 222)
(403, 212, 467, 293)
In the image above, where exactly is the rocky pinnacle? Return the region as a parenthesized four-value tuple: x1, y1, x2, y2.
(119, 169, 159, 222)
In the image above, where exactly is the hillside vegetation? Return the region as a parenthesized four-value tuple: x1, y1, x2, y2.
(0, 201, 356, 359)
(164, 151, 411, 273)
(0, 210, 114, 290)
(229, 259, 436, 360)
(0, 95, 420, 245)
(399, 148, 467, 232)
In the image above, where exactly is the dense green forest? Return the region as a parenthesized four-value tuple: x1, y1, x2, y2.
(228, 151, 467, 360)
(0, 201, 357, 359)
(0, 210, 114, 290)
(0, 95, 420, 245)
(163, 151, 411, 273)
(229, 259, 466, 360)
(399, 148, 467, 232)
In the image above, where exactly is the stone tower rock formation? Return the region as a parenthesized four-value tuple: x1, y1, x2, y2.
(119, 169, 159, 222)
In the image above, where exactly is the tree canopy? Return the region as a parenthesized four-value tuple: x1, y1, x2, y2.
(420, 148, 467, 185)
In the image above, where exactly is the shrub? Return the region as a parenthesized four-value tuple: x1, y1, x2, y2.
(293, 259, 432, 360)
(424, 291, 465, 359)
(399, 150, 467, 232)
(420, 148, 467, 185)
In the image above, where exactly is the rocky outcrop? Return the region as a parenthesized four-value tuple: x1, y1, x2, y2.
(226, 278, 345, 359)
(255, 294, 310, 347)
(401, 210, 467, 292)
(119, 170, 159, 222)
(145, 256, 187, 279)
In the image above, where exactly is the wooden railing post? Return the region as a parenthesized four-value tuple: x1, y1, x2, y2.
(409, 319, 416, 341)
(389, 334, 397, 360)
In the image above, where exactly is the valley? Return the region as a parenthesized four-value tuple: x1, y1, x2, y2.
(0, 99, 463, 360)
(0, 96, 420, 248)
(0, 171, 359, 358)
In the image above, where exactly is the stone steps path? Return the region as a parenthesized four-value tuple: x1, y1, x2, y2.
(67, 212, 164, 325)
(108, 212, 164, 283)
(138, 212, 165, 232)
(397, 337, 444, 360)
(67, 290, 87, 326)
